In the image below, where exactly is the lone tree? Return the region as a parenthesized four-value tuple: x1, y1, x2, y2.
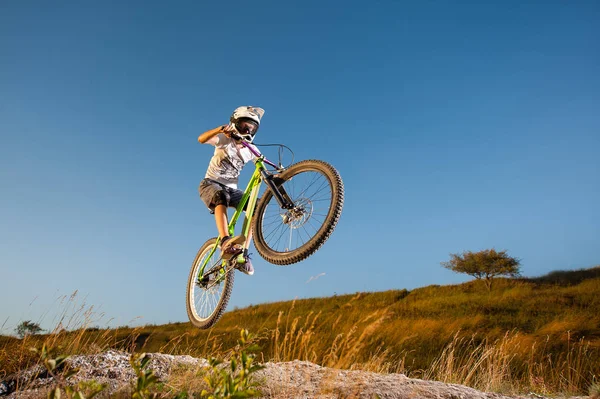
(441, 249, 521, 291)
(15, 320, 43, 338)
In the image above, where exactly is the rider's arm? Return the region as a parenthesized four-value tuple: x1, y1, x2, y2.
(198, 125, 228, 145)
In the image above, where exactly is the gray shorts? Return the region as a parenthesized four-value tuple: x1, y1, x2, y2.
(198, 178, 245, 214)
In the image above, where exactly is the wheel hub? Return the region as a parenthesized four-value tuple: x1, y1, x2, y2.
(281, 198, 313, 229)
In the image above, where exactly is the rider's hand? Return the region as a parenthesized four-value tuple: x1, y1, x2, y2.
(221, 124, 235, 137)
(222, 125, 244, 141)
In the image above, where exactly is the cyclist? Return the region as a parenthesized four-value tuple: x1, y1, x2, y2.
(197, 106, 265, 276)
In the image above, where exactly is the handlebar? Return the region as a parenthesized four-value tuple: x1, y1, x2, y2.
(240, 140, 280, 170)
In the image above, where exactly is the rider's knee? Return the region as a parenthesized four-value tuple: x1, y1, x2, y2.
(211, 190, 228, 208)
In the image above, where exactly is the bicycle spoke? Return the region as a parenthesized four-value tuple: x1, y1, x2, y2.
(295, 173, 325, 199)
(307, 218, 323, 232)
(264, 219, 286, 242)
(302, 179, 329, 199)
(300, 225, 313, 244)
(310, 189, 333, 200)
(263, 218, 284, 228)
(271, 225, 287, 250)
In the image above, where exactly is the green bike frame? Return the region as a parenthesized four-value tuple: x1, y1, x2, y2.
(196, 157, 268, 278)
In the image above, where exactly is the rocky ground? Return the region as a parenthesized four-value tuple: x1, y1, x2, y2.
(0, 351, 588, 399)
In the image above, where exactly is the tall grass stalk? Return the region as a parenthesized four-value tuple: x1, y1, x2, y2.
(1, 292, 119, 377)
(268, 302, 405, 373)
(422, 330, 597, 395)
(423, 331, 517, 392)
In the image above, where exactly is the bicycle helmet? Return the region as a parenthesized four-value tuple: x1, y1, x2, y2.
(230, 106, 264, 142)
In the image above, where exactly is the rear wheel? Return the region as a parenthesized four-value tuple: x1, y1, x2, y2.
(186, 238, 234, 329)
(253, 160, 344, 265)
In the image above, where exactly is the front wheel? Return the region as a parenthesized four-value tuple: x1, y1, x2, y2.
(186, 238, 234, 329)
(253, 160, 344, 265)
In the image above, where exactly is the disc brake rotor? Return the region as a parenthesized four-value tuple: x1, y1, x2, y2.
(280, 198, 313, 229)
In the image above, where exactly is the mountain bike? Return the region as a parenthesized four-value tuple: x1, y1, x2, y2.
(186, 136, 344, 329)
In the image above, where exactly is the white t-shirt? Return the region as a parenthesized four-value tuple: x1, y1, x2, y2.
(204, 134, 258, 188)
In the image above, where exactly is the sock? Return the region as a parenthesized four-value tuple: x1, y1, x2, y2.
(220, 236, 231, 247)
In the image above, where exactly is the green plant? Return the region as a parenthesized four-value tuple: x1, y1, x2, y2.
(130, 353, 159, 399)
(201, 329, 264, 398)
(74, 380, 108, 398)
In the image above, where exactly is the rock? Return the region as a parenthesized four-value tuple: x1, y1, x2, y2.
(2, 351, 207, 398)
(1, 351, 584, 399)
(256, 360, 523, 399)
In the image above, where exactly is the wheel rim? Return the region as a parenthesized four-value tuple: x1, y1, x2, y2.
(189, 244, 226, 322)
(260, 169, 333, 253)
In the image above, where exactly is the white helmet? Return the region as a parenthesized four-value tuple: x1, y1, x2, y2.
(230, 106, 265, 142)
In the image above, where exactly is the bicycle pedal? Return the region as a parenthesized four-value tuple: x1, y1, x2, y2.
(221, 244, 243, 260)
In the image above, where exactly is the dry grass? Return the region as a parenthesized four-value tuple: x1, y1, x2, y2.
(589, 382, 600, 399)
(265, 298, 407, 374)
(2, 267, 600, 397)
(248, 277, 600, 396)
(161, 363, 209, 397)
(422, 331, 518, 392)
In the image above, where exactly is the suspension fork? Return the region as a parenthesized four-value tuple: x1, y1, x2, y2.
(258, 162, 294, 210)
(240, 141, 295, 210)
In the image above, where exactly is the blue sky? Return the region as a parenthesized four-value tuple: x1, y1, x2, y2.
(1, 1, 598, 333)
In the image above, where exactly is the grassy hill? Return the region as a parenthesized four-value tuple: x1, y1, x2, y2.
(2, 266, 599, 395)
